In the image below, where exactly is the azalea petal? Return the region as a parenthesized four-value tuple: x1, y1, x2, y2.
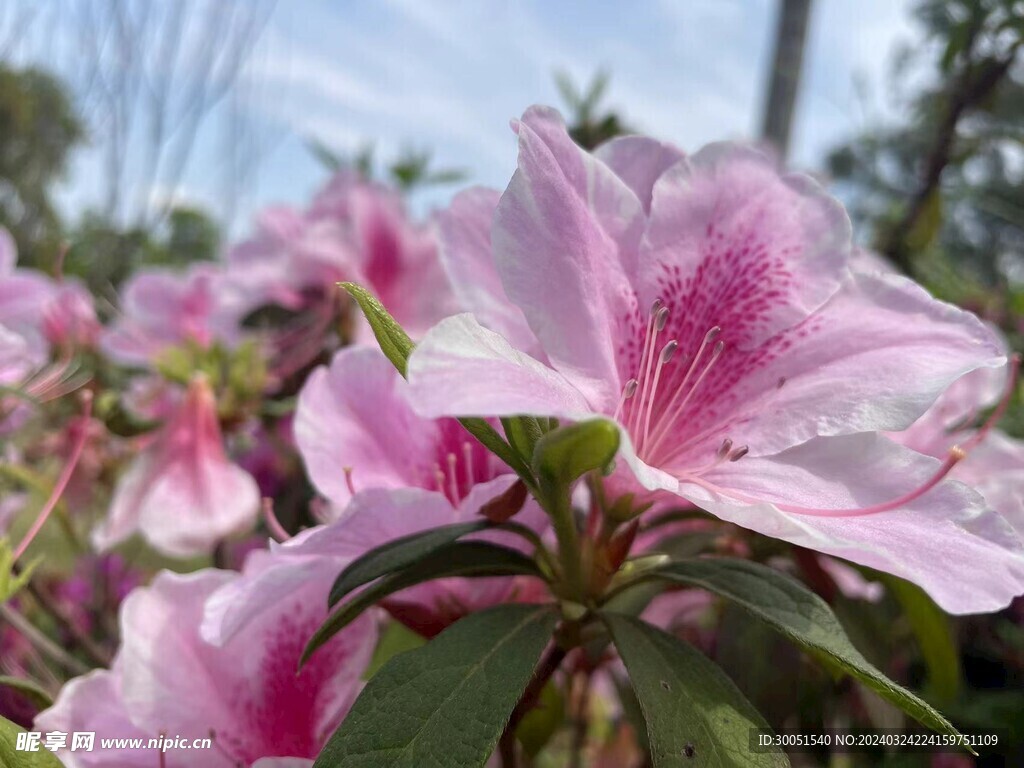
(642, 433, 1024, 614)
(118, 570, 240, 737)
(958, 430, 1024, 537)
(641, 142, 850, 350)
(34, 668, 154, 768)
(718, 272, 1005, 458)
(493, 106, 645, 405)
(295, 346, 441, 506)
(201, 551, 343, 646)
(408, 313, 593, 419)
(437, 186, 538, 352)
(134, 451, 260, 557)
(284, 487, 460, 560)
(594, 135, 685, 213)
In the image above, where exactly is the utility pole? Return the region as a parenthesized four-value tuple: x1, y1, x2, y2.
(761, 0, 814, 161)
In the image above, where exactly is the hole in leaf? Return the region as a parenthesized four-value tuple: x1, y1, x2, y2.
(683, 743, 696, 758)
(660, 680, 671, 691)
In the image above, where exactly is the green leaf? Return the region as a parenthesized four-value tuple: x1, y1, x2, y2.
(604, 613, 788, 768)
(364, 622, 426, 680)
(0, 716, 65, 767)
(313, 604, 558, 768)
(531, 419, 620, 487)
(0, 676, 52, 710)
(307, 542, 545, 665)
(340, 282, 414, 376)
(626, 559, 966, 747)
(329, 521, 489, 607)
(880, 575, 961, 704)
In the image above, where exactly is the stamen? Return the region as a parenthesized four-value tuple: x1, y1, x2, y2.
(262, 498, 290, 543)
(717, 437, 733, 457)
(462, 442, 475, 488)
(677, 446, 964, 518)
(447, 452, 460, 503)
(343, 467, 356, 496)
(631, 302, 669, 435)
(640, 340, 678, 451)
(614, 378, 638, 422)
(433, 464, 446, 495)
(13, 390, 92, 561)
(729, 445, 748, 461)
(646, 337, 726, 458)
(960, 353, 1020, 452)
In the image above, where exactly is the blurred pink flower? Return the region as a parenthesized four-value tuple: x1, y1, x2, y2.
(224, 172, 454, 343)
(243, 345, 548, 637)
(92, 376, 259, 557)
(101, 264, 239, 368)
(36, 568, 374, 768)
(407, 105, 1024, 613)
(0, 227, 99, 358)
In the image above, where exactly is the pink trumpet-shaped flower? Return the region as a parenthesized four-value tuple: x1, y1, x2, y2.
(101, 264, 239, 368)
(93, 376, 260, 557)
(225, 172, 454, 343)
(36, 568, 374, 768)
(0, 227, 99, 356)
(406, 106, 1024, 613)
(203, 346, 546, 640)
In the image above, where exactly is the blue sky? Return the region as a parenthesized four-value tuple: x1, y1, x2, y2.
(37, 0, 922, 234)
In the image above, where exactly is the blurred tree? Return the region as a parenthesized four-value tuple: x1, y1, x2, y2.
(829, 0, 1023, 304)
(63, 205, 220, 296)
(761, 0, 814, 161)
(0, 64, 83, 270)
(555, 69, 632, 151)
(306, 139, 466, 193)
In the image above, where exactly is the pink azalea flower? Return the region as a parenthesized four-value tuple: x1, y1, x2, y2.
(36, 568, 374, 768)
(206, 346, 547, 638)
(0, 227, 99, 355)
(92, 376, 260, 557)
(224, 172, 454, 342)
(101, 264, 239, 368)
(406, 106, 1024, 613)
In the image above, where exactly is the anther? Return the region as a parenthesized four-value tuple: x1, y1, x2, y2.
(447, 452, 460, 502)
(344, 466, 356, 496)
(659, 340, 679, 363)
(705, 326, 722, 343)
(729, 445, 749, 462)
(655, 306, 670, 331)
(624, 378, 638, 397)
(717, 438, 733, 457)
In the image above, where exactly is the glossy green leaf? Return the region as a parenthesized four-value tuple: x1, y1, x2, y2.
(0, 676, 52, 710)
(626, 558, 966, 747)
(328, 521, 489, 607)
(605, 613, 788, 768)
(313, 604, 558, 768)
(341, 282, 414, 375)
(307, 542, 544, 664)
(531, 419, 620, 487)
(0, 716, 65, 767)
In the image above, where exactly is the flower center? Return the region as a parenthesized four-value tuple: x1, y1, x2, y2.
(615, 299, 744, 471)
